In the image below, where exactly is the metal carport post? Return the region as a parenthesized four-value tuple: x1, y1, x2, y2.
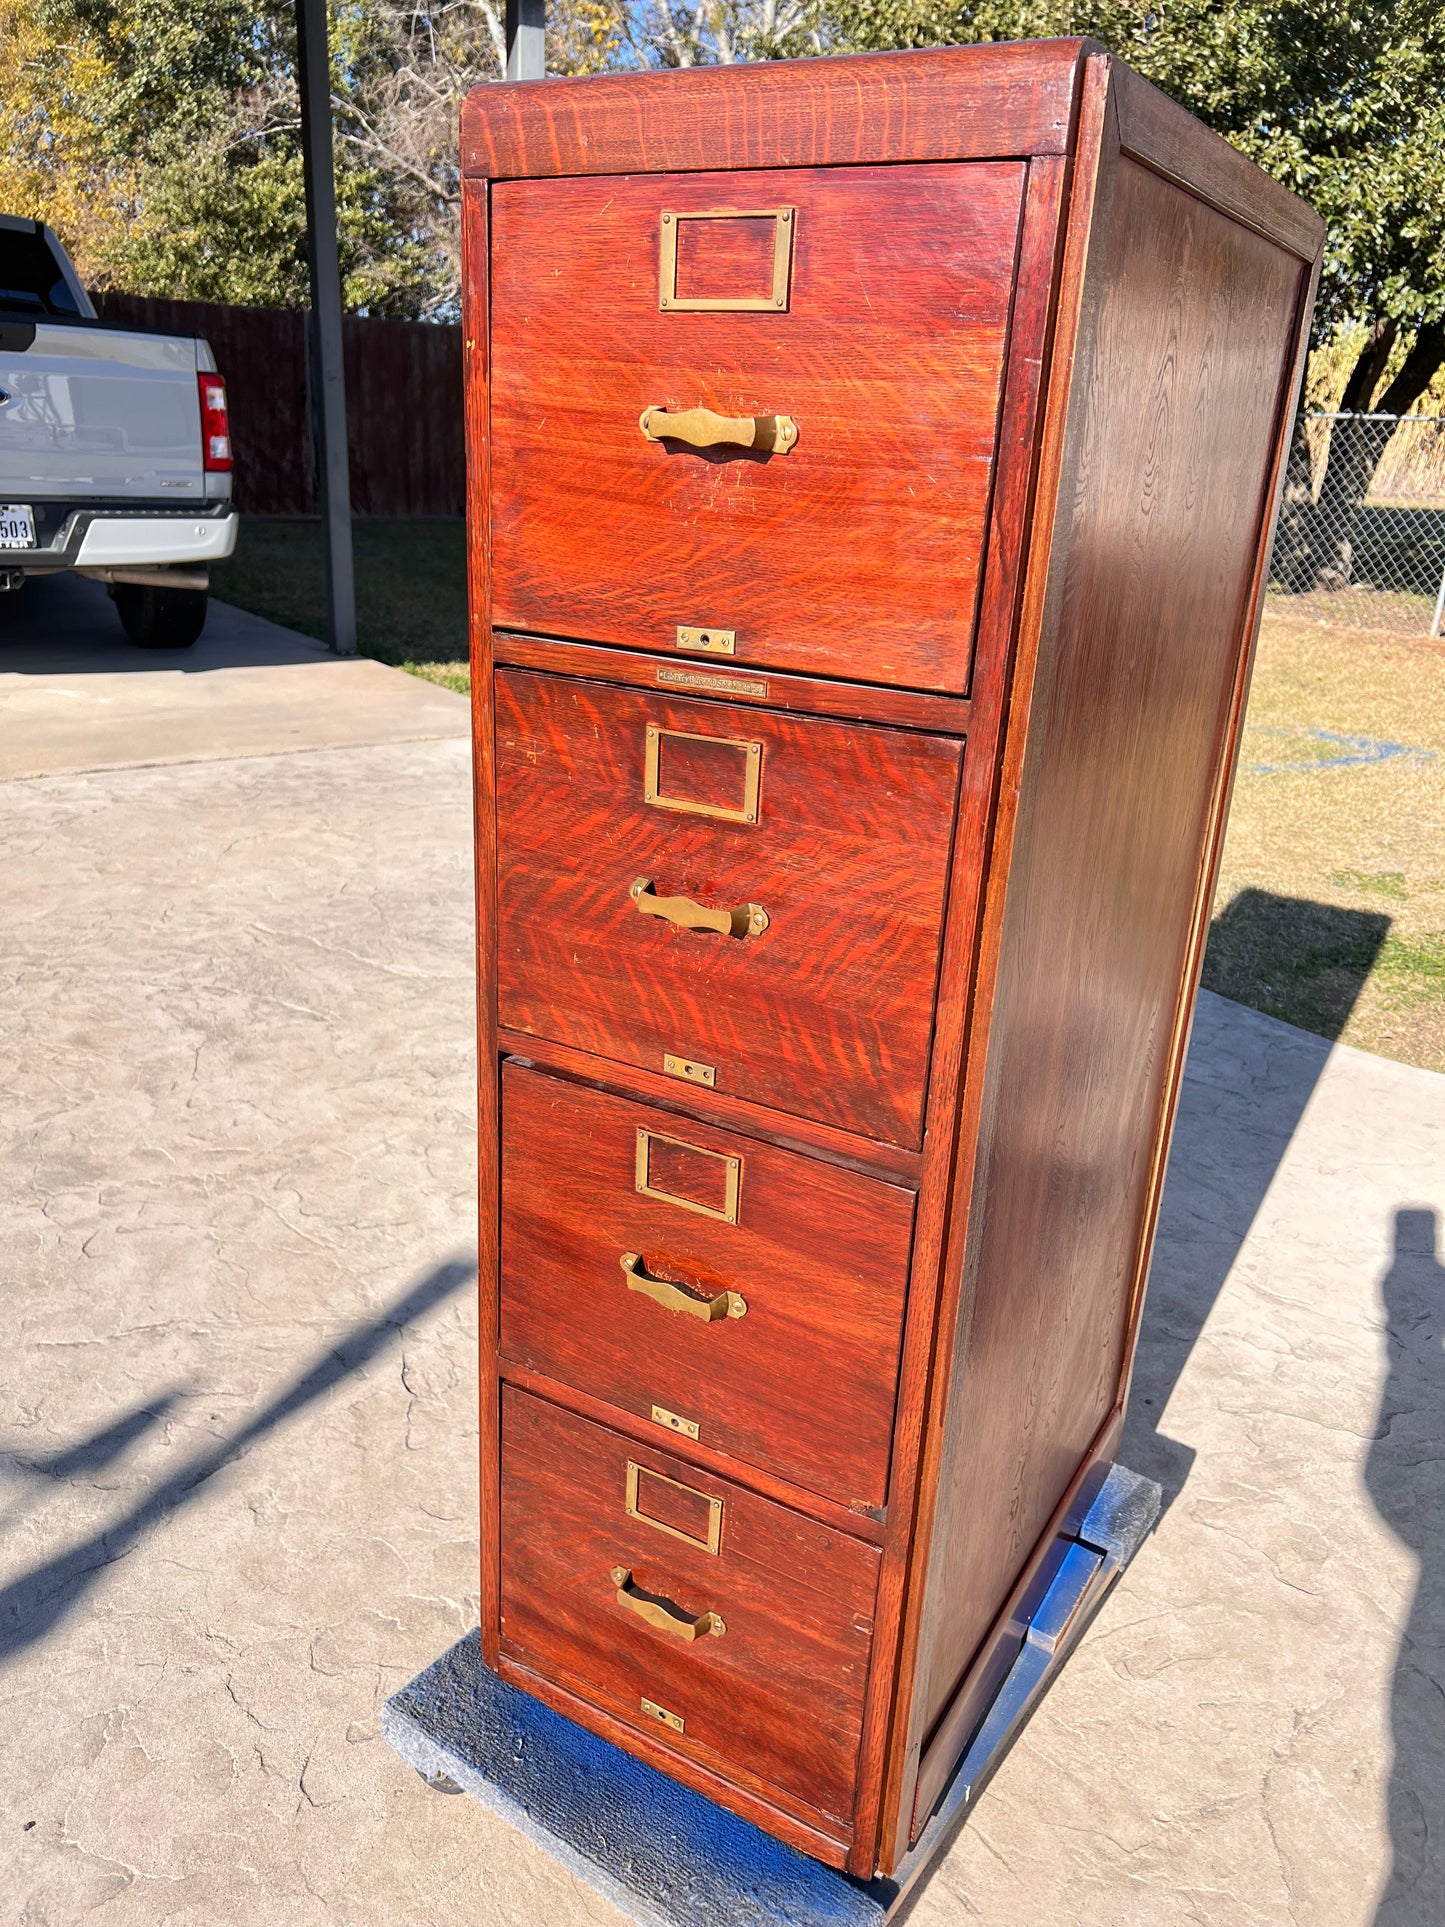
(292, 0, 543, 658)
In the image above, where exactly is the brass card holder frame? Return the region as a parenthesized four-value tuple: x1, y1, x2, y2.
(644, 725, 762, 825)
(658, 206, 795, 312)
(635, 1127, 741, 1224)
(625, 1460, 724, 1555)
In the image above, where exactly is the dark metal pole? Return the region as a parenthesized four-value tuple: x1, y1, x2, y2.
(505, 0, 545, 80)
(295, 0, 356, 655)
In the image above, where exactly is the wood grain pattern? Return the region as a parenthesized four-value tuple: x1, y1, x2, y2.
(864, 147, 1078, 1875)
(501, 1358, 888, 1545)
(905, 150, 1308, 1819)
(490, 164, 1024, 693)
(462, 177, 504, 1672)
(462, 43, 1327, 1881)
(500, 1386, 880, 1832)
(494, 669, 965, 1147)
(1112, 58, 1326, 262)
(493, 632, 972, 736)
(499, 1064, 916, 1508)
(498, 1653, 855, 1868)
(462, 42, 1089, 180)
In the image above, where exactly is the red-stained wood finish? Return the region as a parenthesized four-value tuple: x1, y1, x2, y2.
(901, 149, 1311, 1833)
(464, 42, 1324, 1882)
(491, 164, 1025, 691)
(499, 1064, 916, 1509)
(500, 1385, 880, 1841)
(494, 669, 964, 1147)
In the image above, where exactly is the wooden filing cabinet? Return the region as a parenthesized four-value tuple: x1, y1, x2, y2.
(461, 41, 1323, 1878)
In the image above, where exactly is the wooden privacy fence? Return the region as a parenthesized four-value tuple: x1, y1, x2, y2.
(94, 293, 464, 517)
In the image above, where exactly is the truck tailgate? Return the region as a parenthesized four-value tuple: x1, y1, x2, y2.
(0, 322, 205, 501)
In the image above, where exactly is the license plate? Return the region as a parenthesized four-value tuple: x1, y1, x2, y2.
(0, 503, 35, 549)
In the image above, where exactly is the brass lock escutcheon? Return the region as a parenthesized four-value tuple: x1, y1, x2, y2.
(620, 1252, 747, 1323)
(630, 877, 768, 939)
(639, 406, 798, 455)
(610, 1567, 726, 1641)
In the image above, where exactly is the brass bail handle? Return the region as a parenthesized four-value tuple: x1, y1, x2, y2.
(631, 877, 768, 939)
(620, 1252, 747, 1322)
(639, 406, 798, 455)
(610, 1567, 726, 1641)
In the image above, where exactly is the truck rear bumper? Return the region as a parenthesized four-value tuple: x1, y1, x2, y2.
(73, 512, 239, 568)
(3, 503, 238, 572)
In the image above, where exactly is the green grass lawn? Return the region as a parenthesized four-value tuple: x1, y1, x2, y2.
(210, 515, 470, 694)
(211, 518, 1445, 1075)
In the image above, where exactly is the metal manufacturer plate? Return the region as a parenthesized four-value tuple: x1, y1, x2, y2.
(0, 503, 36, 549)
(657, 667, 770, 699)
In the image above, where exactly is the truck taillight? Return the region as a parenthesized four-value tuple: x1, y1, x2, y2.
(198, 372, 232, 472)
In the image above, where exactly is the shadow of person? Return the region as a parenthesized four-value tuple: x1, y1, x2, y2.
(1367, 1207, 1445, 1926)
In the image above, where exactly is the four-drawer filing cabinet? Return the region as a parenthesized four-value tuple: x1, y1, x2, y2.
(460, 40, 1323, 1877)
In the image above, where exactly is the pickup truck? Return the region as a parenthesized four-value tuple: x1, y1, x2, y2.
(0, 214, 237, 647)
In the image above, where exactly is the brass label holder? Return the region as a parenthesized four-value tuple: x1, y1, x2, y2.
(644, 725, 762, 825)
(635, 1127, 741, 1223)
(658, 205, 795, 312)
(625, 1459, 723, 1553)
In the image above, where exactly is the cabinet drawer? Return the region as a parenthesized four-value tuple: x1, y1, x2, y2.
(489, 162, 1025, 695)
(495, 669, 963, 1148)
(500, 1387, 880, 1829)
(499, 1064, 915, 1510)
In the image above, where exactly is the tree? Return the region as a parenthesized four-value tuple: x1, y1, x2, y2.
(821, 0, 1445, 586)
(0, 0, 625, 318)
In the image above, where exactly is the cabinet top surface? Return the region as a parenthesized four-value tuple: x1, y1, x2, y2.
(461, 39, 1092, 179)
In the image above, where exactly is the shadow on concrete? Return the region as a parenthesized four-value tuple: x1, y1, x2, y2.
(0, 1257, 473, 1668)
(0, 568, 330, 675)
(1, 1393, 179, 1482)
(1367, 1207, 1445, 1927)
(1122, 892, 1391, 1509)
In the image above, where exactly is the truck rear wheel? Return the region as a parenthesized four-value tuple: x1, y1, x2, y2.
(114, 584, 208, 649)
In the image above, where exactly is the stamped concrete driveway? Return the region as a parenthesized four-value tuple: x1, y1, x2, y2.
(2, 574, 1443, 1926)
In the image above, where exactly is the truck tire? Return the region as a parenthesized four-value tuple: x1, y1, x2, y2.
(113, 584, 208, 649)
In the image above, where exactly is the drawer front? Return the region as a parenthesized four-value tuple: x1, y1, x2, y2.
(489, 162, 1025, 694)
(500, 1387, 880, 1828)
(495, 669, 963, 1148)
(499, 1064, 915, 1509)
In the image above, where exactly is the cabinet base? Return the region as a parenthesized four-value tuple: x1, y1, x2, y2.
(379, 1463, 1159, 1925)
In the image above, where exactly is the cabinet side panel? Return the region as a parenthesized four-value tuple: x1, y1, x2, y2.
(912, 156, 1308, 1746)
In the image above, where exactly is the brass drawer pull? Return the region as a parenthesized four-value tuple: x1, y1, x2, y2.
(620, 1252, 747, 1322)
(610, 1566, 726, 1641)
(631, 877, 768, 939)
(638, 407, 798, 455)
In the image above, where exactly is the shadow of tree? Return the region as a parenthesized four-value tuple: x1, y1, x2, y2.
(1367, 1208, 1445, 1927)
(0, 1258, 473, 1668)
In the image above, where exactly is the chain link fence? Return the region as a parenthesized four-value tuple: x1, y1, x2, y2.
(1269, 411, 1445, 635)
